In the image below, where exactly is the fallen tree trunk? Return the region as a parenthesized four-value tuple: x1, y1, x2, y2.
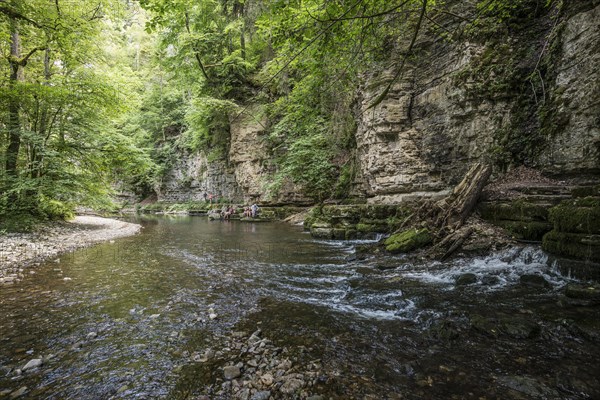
(434, 163, 493, 233)
(385, 163, 492, 259)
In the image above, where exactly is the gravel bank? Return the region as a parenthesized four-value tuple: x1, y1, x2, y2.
(0, 216, 141, 284)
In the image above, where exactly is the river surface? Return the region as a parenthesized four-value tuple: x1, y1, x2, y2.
(1, 216, 599, 399)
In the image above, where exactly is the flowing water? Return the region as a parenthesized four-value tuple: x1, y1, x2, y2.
(1, 216, 599, 399)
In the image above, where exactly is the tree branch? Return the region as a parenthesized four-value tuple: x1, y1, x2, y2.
(0, 3, 41, 27)
(367, 0, 427, 110)
(306, 0, 411, 23)
(232, 0, 365, 123)
(19, 46, 45, 66)
(185, 12, 210, 81)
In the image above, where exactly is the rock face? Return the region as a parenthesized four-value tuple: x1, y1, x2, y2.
(353, 53, 499, 204)
(158, 2, 598, 207)
(228, 109, 269, 203)
(538, 4, 600, 175)
(542, 197, 600, 263)
(157, 151, 242, 203)
(352, 2, 599, 203)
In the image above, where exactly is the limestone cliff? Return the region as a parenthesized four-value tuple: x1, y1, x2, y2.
(157, 151, 242, 203)
(353, 1, 599, 204)
(159, 1, 598, 206)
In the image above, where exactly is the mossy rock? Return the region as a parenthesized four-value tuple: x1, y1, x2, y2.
(478, 200, 549, 222)
(332, 228, 348, 240)
(549, 198, 600, 234)
(456, 273, 478, 286)
(384, 228, 432, 254)
(565, 284, 600, 301)
(345, 229, 358, 240)
(261, 206, 306, 220)
(356, 223, 387, 233)
(320, 205, 362, 220)
(542, 230, 600, 263)
(364, 205, 399, 220)
(571, 185, 600, 198)
(303, 207, 323, 229)
(494, 220, 553, 241)
(310, 226, 334, 239)
(357, 219, 392, 233)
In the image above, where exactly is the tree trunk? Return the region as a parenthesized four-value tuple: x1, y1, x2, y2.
(31, 48, 51, 179)
(434, 163, 492, 232)
(5, 19, 22, 177)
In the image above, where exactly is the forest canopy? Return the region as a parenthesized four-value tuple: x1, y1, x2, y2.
(0, 0, 549, 227)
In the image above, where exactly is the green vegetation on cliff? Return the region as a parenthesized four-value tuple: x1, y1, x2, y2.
(1, 0, 582, 228)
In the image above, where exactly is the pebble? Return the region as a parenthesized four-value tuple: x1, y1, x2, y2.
(9, 386, 27, 399)
(251, 391, 271, 400)
(280, 378, 305, 394)
(260, 373, 274, 386)
(22, 359, 42, 371)
(224, 365, 242, 380)
(195, 327, 325, 399)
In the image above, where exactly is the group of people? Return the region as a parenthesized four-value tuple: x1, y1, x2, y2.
(220, 205, 236, 220)
(218, 203, 260, 220)
(244, 204, 260, 218)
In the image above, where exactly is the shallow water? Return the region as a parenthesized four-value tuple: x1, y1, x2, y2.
(0, 216, 599, 399)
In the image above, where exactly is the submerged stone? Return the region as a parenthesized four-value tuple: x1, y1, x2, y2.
(455, 273, 477, 286)
(499, 318, 541, 339)
(519, 274, 550, 288)
(497, 375, 559, 398)
(565, 284, 600, 301)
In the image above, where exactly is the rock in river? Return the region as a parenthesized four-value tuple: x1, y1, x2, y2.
(456, 273, 477, 286)
(223, 365, 242, 380)
(22, 359, 43, 371)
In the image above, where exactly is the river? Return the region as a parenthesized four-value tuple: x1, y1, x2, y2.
(1, 216, 599, 399)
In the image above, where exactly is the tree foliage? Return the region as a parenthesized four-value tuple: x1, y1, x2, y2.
(1, 0, 556, 223)
(0, 0, 155, 224)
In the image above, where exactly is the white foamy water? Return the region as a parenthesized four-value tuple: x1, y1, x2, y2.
(396, 246, 573, 290)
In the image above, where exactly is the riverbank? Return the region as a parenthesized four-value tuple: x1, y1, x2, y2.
(0, 216, 141, 284)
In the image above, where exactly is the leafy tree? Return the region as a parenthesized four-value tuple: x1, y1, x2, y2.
(0, 0, 156, 224)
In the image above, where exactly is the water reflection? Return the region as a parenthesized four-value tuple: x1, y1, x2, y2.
(1, 216, 599, 399)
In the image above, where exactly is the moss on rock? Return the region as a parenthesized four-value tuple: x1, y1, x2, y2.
(303, 204, 415, 239)
(478, 200, 549, 222)
(494, 220, 553, 241)
(542, 230, 600, 263)
(384, 228, 432, 254)
(549, 198, 600, 234)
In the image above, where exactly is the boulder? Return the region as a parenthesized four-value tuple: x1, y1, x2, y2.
(519, 274, 550, 288)
(384, 228, 432, 253)
(455, 273, 477, 286)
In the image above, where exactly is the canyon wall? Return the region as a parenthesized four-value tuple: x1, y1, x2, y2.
(159, 2, 599, 205)
(157, 152, 242, 203)
(353, 1, 599, 204)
